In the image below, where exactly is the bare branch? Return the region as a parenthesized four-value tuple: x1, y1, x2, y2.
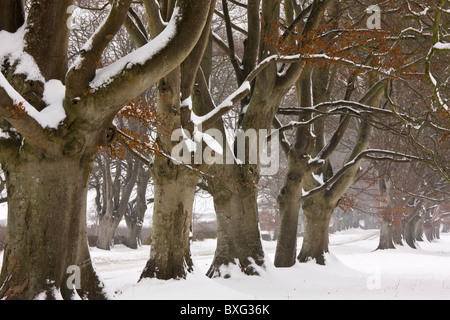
(66, 0, 134, 97)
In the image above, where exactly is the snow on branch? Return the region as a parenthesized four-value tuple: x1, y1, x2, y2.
(190, 81, 251, 127)
(0, 70, 66, 129)
(88, 5, 179, 90)
(0, 25, 45, 83)
(302, 149, 423, 199)
(0, 25, 66, 130)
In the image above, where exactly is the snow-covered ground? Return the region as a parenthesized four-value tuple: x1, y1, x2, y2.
(87, 228, 450, 300)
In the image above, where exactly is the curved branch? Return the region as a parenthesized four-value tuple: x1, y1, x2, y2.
(66, 0, 134, 97)
(86, 0, 213, 118)
(303, 149, 423, 200)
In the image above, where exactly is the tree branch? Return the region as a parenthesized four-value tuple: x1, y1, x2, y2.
(303, 149, 423, 200)
(142, 0, 166, 37)
(272, 116, 291, 156)
(66, 0, 134, 98)
(85, 0, 213, 119)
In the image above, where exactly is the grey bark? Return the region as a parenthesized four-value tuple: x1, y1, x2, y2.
(297, 196, 334, 265)
(96, 154, 139, 250)
(140, 1, 215, 280)
(206, 163, 265, 277)
(125, 163, 151, 249)
(0, 0, 213, 299)
(0, 156, 106, 299)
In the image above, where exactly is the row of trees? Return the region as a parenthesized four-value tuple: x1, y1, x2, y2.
(0, 0, 448, 299)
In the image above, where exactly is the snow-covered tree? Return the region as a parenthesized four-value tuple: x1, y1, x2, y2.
(0, 0, 213, 300)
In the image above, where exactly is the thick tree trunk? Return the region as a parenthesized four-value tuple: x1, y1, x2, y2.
(0, 157, 106, 300)
(206, 165, 265, 278)
(297, 200, 334, 265)
(424, 221, 434, 242)
(392, 224, 403, 246)
(125, 217, 141, 249)
(274, 192, 301, 267)
(434, 221, 441, 240)
(96, 215, 117, 250)
(404, 215, 421, 248)
(377, 219, 396, 250)
(414, 216, 424, 241)
(274, 154, 305, 268)
(140, 161, 198, 280)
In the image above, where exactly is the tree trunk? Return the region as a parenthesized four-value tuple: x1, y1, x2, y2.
(0, 0, 24, 33)
(125, 164, 150, 249)
(297, 200, 334, 265)
(274, 153, 305, 268)
(392, 223, 403, 246)
(206, 165, 265, 278)
(140, 160, 198, 280)
(96, 154, 138, 250)
(0, 157, 106, 300)
(424, 221, 434, 242)
(404, 215, 421, 248)
(377, 219, 396, 250)
(414, 216, 424, 241)
(125, 216, 141, 249)
(434, 221, 441, 240)
(96, 215, 117, 250)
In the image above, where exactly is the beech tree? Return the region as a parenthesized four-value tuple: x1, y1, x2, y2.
(0, 0, 213, 300)
(272, 0, 449, 265)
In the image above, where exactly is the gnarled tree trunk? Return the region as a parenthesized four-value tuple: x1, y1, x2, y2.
(206, 164, 265, 277)
(297, 197, 334, 265)
(140, 159, 198, 279)
(0, 0, 214, 299)
(0, 156, 106, 300)
(404, 215, 421, 248)
(377, 219, 396, 250)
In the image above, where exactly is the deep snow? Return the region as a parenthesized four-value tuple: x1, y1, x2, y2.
(87, 228, 450, 300)
(1, 224, 449, 300)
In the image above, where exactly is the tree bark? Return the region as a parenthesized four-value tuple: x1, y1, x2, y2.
(0, 0, 25, 33)
(0, 156, 106, 300)
(274, 138, 312, 267)
(140, 161, 198, 280)
(25, 0, 74, 82)
(424, 220, 434, 242)
(404, 215, 421, 248)
(413, 216, 423, 241)
(125, 164, 150, 249)
(377, 219, 396, 250)
(139, 66, 199, 280)
(297, 198, 334, 265)
(206, 165, 265, 277)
